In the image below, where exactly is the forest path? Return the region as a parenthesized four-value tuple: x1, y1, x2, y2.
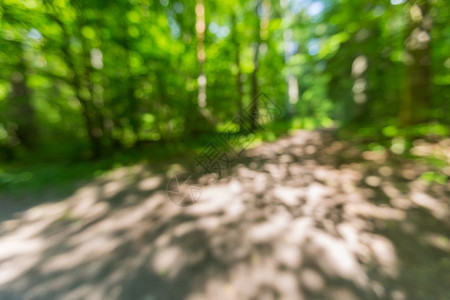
(0, 130, 449, 300)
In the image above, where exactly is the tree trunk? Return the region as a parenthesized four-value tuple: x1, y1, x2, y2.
(196, 0, 207, 108)
(231, 14, 244, 127)
(401, 0, 432, 125)
(7, 57, 36, 150)
(250, 41, 260, 131)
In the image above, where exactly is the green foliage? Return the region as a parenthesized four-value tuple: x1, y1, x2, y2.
(0, 0, 447, 174)
(419, 171, 447, 185)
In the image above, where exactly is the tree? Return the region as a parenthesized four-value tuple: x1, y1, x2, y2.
(401, 0, 432, 125)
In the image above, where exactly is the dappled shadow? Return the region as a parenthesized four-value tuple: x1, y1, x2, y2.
(0, 130, 448, 299)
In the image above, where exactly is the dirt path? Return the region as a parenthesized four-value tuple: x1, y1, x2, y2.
(0, 130, 449, 300)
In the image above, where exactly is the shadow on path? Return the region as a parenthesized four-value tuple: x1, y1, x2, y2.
(0, 130, 448, 300)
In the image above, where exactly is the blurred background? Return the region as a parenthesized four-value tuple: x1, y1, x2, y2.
(1, 0, 448, 165)
(0, 0, 449, 299)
